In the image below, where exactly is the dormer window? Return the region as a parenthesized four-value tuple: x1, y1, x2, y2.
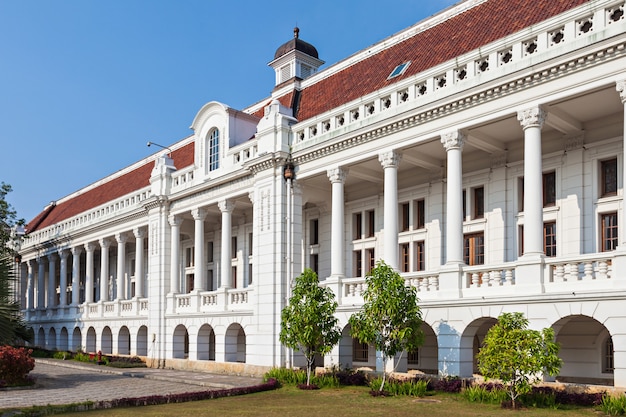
(208, 128, 220, 171)
(388, 61, 410, 79)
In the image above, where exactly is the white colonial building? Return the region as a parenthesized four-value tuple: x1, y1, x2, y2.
(16, 0, 626, 386)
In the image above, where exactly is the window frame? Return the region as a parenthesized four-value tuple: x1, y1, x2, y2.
(208, 128, 220, 172)
(601, 212, 618, 252)
(601, 158, 618, 198)
(464, 232, 485, 266)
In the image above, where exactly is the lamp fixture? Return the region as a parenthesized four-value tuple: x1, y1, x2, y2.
(147, 141, 172, 157)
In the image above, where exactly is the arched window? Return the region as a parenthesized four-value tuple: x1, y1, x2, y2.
(208, 129, 219, 171)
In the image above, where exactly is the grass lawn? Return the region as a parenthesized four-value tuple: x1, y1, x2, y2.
(50, 385, 600, 417)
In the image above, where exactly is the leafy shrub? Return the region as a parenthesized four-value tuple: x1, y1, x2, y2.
(52, 351, 71, 360)
(462, 384, 508, 404)
(107, 355, 146, 368)
(337, 370, 368, 386)
(0, 345, 35, 386)
(264, 367, 306, 385)
(264, 367, 365, 388)
(430, 376, 466, 393)
(370, 377, 428, 397)
(601, 394, 626, 416)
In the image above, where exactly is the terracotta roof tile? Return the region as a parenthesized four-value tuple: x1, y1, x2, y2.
(27, 143, 194, 232)
(294, 0, 589, 120)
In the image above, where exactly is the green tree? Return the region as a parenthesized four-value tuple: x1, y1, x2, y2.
(280, 268, 341, 386)
(476, 312, 561, 409)
(349, 261, 424, 392)
(0, 182, 30, 344)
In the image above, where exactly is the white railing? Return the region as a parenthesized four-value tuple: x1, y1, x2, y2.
(545, 253, 613, 283)
(464, 264, 516, 289)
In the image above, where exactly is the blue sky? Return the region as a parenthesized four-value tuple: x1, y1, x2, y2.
(0, 0, 457, 223)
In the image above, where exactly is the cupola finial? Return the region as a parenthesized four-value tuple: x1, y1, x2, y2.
(294, 27, 299, 39)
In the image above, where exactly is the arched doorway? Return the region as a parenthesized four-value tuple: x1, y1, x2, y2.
(101, 326, 112, 354)
(198, 324, 216, 361)
(137, 326, 148, 356)
(86, 327, 97, 353)
(173, 324, 189, 359)
(118, 326, 131, 355)
(554, 315, 614, 386)
(225, 323, 246, 363)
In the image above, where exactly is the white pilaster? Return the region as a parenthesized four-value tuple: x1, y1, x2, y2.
(134, 227, 146, 298)
(517, 106, 546, 257)
(84, 243, 95, 303)
(192, 208, 207, 291)
(441, 131, 465, 265)
(71, 246, 82, 305)
(99, 238, 110, 302)
(37, 258, 45, 309)
(379, 151, 401, 270)
(219, 200, 234, 288)
(327, 168, 347, 278)
(169, 215, 182, 294)
(47, 254, 56, 308)
(59, 250, 68, 306)
(116, 233, 127, 300)
(616, 80, 626, 249)
(26, 260, 34, 310)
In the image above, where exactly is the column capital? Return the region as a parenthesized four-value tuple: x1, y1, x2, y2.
(115, 233, 128, 244)
(59, 249, 69, 260)
(168, 214, 182, 227)
(84, 242, 96, 253)
(133, 227, 146, 239)
(71, 246, 83, 256)
(218, 200, 235, 213)
(248, 191, 255, 205)
(517, 106, 546, 130)
(191, 207, 208, 220)
(617, 79, 626, 104)
(99, 237, 111, 249)
(327, 167, 348, 183)
(440, 130, 465, 151)
(379, 150, 402, 169)
(47, 253, 57, 262)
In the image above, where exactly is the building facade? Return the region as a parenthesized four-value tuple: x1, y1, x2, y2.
(16, 0, 626, 386)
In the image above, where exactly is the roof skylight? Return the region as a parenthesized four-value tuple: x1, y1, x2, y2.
(388, 61, 411, 79)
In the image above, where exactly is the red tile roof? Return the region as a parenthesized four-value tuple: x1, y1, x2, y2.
(27, 0, 590, 232)
(293, 0, 590, 121)
(27, 143, 194, 232)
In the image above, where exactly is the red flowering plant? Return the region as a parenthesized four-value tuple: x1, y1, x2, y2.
(0, 345, 35, 386)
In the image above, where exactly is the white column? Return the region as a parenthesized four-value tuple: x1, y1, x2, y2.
(71, 246, 82, 305)
(84, 243, 95, 303)
(37, 258, 45, 309)
(134, 227, 146, 298)
(169, 215, 182, 294)
(192, 208, 207, 291)
(441, 131, 465, 264)
(517, 106, 546, 257)
(116, 233, 127, 300)
(219, 200, 234, 289)
(379, 151, 401, 270)
(617, 80, 626, 248)
(47, 254, 56, 308)
(26, 260, 35, 310)
(99, 238, 110, 302)
(59, 250, 68, 306)
(328, 168, 347, 278)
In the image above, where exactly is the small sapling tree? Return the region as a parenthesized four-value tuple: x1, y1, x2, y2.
(280, 268, 341, 386)
(349, 261, 424, 392)
(476, 312, 562, 409)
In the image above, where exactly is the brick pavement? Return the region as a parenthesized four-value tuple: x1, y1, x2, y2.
(0, 359, 264, 411)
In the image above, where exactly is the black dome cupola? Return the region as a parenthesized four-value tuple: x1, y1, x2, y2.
(269, 27, 324, 86)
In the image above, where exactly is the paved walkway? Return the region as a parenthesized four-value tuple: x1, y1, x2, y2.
(0, 359, 264, 410)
